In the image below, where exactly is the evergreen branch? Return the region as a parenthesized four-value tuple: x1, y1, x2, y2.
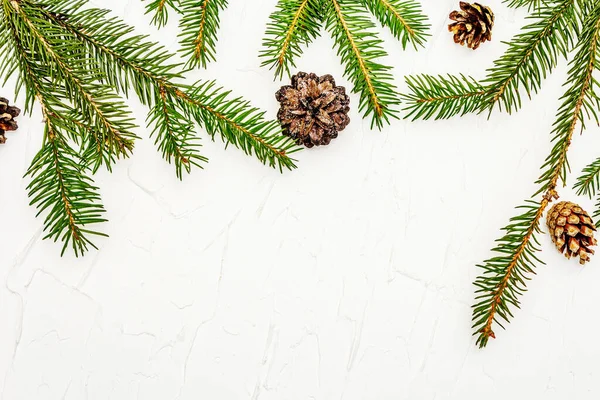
(3, 1, 107, 256)
(325, 0, 400, 128)
(401, 0, 579, 120)
(8, 0, 138, 172)
(178, 0, 228, 69)
(27, 104, 107, 257)
(484, 0, 579, 114)
(472, 3, 600, 348)
(574, 156, 600, 197)
(402, 74, 491, 120)
(360, 0, 429, 49)
(260, 0, 324, 79)
(145, 0, 180, 28)
(535, 3, 600, 196)
(40, 0, 299, 172)
(182, 81, 300, 171)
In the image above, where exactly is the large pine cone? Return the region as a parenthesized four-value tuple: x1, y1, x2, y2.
(0, 97, 21, 144)
(448, 2, 494, 50)
(547, 201, 597, 265)
(276, 72, 350, 148)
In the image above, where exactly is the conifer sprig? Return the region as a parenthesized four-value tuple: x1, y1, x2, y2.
(260, 0, 324, 79)
(402, 0, 580, 119)
(471, 1, 600, 348)
(179, 0, 228, 69)
(402, 74, 491, 120)
(360, 0, 429, 49)
(261, 0, 430, 129)
(0, 0, 299, 255)
(145, 0, 228, 69)
(325, 0, 399, 128)
(144, 0, 180, 28)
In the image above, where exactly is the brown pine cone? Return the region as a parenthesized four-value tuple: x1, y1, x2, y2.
(547, 201, 597, 265)
(276, 72, 350, 148)
(448, 2, 494, 50)
(0, 97, 21, 144)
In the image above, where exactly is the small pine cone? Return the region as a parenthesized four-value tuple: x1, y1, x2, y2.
(547, 201, 598, 265)
(0, 97, 21, 144)
(449, 2, 494, 50)
(276, 72, 350, 148)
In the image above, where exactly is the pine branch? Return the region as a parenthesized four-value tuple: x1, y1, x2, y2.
(260, 0, 325, 79)
(360, 0, 429, 49)
(7, 0, 138, 172)
(178, 0, 228, 69)
(472, 199, 548, 348)
(484, 0, 579, 114)
(2, 3, 107, 256)
(402, 74, 491, 120)
(325, 0, 400, 128)
(472, 3, 600, 348)
(40, 0, 299, 174)
(1, 0, 301, 255)
(574, 156, 600, 197)
(402, 0, 579, 120)
(27, 107, 108, 257)
(145, 0, 180, 28)
(182, 81, 300, 171)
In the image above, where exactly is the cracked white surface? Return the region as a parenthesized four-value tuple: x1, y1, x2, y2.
(1, 1, 600, 399)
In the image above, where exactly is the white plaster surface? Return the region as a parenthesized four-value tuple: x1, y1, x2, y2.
(1, 0, 600, 399)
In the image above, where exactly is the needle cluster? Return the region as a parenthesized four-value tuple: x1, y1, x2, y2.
(144, 0, 228, 69)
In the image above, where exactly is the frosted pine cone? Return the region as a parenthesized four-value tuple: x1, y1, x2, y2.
(0, 97, 21, 144)
(276, 72, 350, 148)
(448, 2, 494, 50)
(547, 201, 597, 265)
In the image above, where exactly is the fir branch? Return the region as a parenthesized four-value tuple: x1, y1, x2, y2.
(472, 199, 548, 348)
(40, 0, 299, 174)
(484, 0, 579, 114)
(182, 81, 300, 171)
(260, 0, 325, 79)
(402, 0, 579, 120)
(472, 3, 600, 348)
(9, 0, 138, 172)
(325, 0, 400, 128)
(360, 0, 429, 49)
(574, 156, 600, 198)
(145, 0, 180, 28)
(575, 157, 600, 228)
(402, 74, 491, 120)
(3, 1, 107, 256)
(178, 0, 228, 69)
(27, 106, 108, 257)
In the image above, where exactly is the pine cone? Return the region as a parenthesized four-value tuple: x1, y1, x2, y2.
(276, 72, 350, 148)
(0, 97, 21, 144)
(449, 2, 494, 50)
(547, 201, 597, 265)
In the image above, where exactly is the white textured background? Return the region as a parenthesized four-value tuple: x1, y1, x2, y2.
(2, 0, 600, 399)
